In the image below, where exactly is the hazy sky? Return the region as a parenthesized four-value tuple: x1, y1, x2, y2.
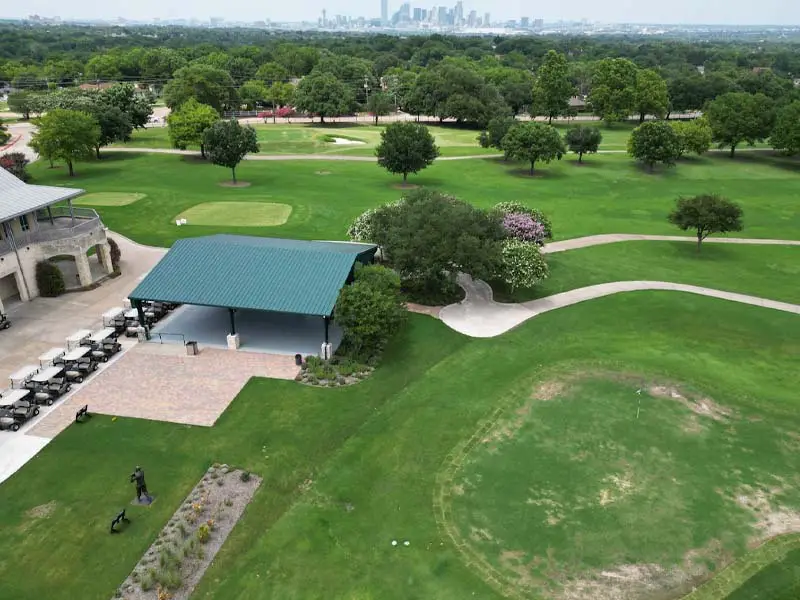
(5, 0, 799, 25)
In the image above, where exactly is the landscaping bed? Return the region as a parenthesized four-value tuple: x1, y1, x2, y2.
(296, 354, 373, 387)
(114, 465, 260, 600)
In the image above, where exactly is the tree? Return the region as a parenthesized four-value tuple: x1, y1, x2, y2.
(501, 122, 565, 175)
(366, 91, 393, 125)
(704, 92, 775, 157)
(478, 115, 517, 157)
(238, 80, 268, 110)
(633, 69, 669, 122)
(255, 62, 290, 84)
(0, 118, 8, 145)
(370, 189, 506, 301)
(7, 91, 35, 119)
(265, 82, 295, 123)
(30, 109, 99, 176)
(101, 83, 153, 129)
(627, 121, 681, 171)
(770, 101, 800, 155)
(89, 103, 132, 158)
(668, 195, 744, 250)
(294, 72, 354, 123)
(500, 239, 549, 291)
(162, 63, 238, 115)
(334, 265, 407, 359)
(589, 58, 638, 124)
(484, 67, 535, 115)
(670, 119, 713, 157)
(564, 125, 603, 163)
(0, 152, 30, 182)
(203, 119, 259, 184)
(375, 122, 439, 182)
(167, 99, 220, 158)
(531, 50, 574, 123)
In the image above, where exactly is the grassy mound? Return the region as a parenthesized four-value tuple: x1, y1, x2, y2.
(73, 192, 146, 206)
(176, 201, 292, 227)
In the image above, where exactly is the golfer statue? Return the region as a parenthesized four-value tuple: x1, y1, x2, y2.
(130, 466, 151, 503)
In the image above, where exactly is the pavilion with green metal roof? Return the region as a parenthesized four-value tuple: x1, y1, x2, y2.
(129, 234, 378, 353)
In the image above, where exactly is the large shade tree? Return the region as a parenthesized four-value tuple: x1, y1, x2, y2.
(501, 122, 565, 175)
(163, 63, 238, 114)
(203, 119, 259, 184)
(293, 72, 354, 123)
(167, 98, 219, 158)
(564, 125, 603, 163)
(30, 109, 100, 176)
(375, 121, 439, 182)
(531, 50, 575, 123)
(369, 189, 506, 302)
(633, 69, 669, 122)
(589, 58, 638, 124)
(770, 100, 800, 155)
(627, 121, 681, 171)
(704, 92, 775, 157)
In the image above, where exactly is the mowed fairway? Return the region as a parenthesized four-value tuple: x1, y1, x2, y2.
(1, 295, 799, 600)
(29, 151, 800, 246)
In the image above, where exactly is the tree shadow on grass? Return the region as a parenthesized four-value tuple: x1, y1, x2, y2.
(505, 167, 567, 180)
(304, 122, 363, 129)
(713, 151, 800, 174)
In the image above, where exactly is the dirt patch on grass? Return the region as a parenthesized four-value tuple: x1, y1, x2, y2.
(598, 468, 635, 507)
(392, 183, 419, 190)
(315, 170, 332, 175)
(733, 485, 800, 543)
(648, 385, 732, 421)
(26, 500, 56, 519)
(532, 380, 566, 401)
(218, 181, 252, 188)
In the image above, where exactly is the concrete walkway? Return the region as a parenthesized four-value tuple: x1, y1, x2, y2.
(542, 234, 800, 254)
(439, 274, 800, 338)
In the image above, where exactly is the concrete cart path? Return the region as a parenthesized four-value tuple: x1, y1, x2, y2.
(542, 234, 800, 253)
(439, 274, 800, 338)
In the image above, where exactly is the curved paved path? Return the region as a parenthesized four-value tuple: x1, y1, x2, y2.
(542, 233, 800, 253)
(438, 274, 800, 338)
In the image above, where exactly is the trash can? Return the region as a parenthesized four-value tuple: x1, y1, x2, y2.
(185, 341, 198, 356)
(294, 353, 303, 366)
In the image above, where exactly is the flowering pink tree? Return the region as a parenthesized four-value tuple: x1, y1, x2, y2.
(502, 212, 546, 244)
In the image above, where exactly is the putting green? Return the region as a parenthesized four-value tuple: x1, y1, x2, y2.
(73, 192, 146, 206)
(176, 202, 292, 227)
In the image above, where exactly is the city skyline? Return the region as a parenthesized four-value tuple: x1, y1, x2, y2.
(4, 0, 799, 26)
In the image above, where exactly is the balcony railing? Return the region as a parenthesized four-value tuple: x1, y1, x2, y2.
(25, 207, 103, 244)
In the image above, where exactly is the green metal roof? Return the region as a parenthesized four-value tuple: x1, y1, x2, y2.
(129, 235, 377, 317)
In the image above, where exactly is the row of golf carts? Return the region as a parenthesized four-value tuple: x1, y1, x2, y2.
(0, 300, 178, 432)
(0, 326, 123, 432)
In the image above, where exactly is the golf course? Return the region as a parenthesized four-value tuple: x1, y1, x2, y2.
(1, 122, 799, 600)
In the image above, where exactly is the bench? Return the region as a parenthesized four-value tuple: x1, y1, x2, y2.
(75, 405, 89, 423)
(110, 509, 130, 533)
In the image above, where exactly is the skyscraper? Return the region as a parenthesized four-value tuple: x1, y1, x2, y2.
(381, 0, 388, 24)
(484, 12, 490, 26)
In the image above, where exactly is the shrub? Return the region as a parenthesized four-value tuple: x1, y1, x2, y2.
(502, 213, 547, 244)
(141, 569, 156, 591)
(500, 239, 550, 291)
(197, 523, 211, 544)
(493, 202, 553, 239)
(240, 471, 251, 482)
(347, 208, 379, 242)
(36, 261, 65, 296)
(334, 264, 407, 360)
(108, 237, 121, 270)
(0, 152, 31, 182)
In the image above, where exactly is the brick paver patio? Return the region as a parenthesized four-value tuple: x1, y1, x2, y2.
(30, 343, 299, 438)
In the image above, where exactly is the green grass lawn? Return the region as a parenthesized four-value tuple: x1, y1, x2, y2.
(495, 241, 800, 305)
(176, 201, 292, 226)
(724, 548, 800, 599)
(73, 192, 146, 206)
(29, 151, 800, 247)
(1, 295, 799, 600)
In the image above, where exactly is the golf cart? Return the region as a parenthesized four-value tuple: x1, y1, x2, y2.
(25, 366, 71, 405)
(82, 327, 121, 361)
(0, 389, 39, 431)
(0, 312, 10, 330)
(59, 347, 98, 382)
(38, 347, 66, 368)
(102, 307, 126, 336)
(66, 329, 92, 351)
(9, 365, 40, 390)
